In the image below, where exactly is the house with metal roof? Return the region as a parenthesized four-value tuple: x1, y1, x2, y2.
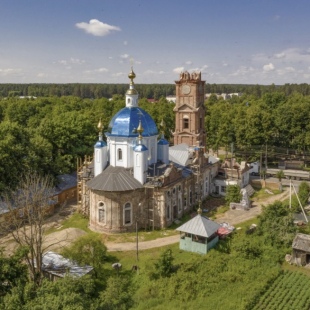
(176, 209, 220, 254)
(290, 233, 310, 266)
(41, 251, 93, 281)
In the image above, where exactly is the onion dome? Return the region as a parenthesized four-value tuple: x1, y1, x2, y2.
(94, 118, 107, 147)
(106, 107, 158, 137)
(126, 67, 138, 95)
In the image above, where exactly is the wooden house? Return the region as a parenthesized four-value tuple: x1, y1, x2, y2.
(291, 233, 310, 266)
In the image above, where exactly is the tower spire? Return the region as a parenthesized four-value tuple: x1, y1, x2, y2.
(97, 118, 103, 141)
(126, 65, 138, 107)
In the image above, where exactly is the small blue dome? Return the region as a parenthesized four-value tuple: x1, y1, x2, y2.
(158, 138, 169, 145)
(106, 107, 158, 137)
(134, 144, 148, 152)
(94, 140, 107, 148)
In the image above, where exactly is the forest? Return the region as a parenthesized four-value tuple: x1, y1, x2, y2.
(1, 81, 310, 99)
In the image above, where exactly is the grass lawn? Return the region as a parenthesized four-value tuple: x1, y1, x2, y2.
(45, 212, 91, 235)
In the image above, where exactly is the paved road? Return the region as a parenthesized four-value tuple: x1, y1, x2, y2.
(106, 188, 290, 252)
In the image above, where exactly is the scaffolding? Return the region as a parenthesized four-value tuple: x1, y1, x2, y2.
(77, 155, 93, 215)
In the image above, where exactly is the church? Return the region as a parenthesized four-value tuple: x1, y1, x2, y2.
(77, 68, 220, 233)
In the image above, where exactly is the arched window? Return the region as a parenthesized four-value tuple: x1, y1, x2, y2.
(127, 98, 130, 104)
(123, 202, 132, 225)
(189, 190, 193, 205)
(118, 148, 123, 161)
(98, 202, 105, 224)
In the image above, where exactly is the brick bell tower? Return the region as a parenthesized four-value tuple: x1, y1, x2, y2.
(173, 71, 206, 147)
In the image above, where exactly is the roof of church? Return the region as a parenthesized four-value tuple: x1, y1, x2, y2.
(169, 143, 194, 166)
(86, 165, 143, 191)
(176, 214, 220, 237)
(106, 107, 158, 137)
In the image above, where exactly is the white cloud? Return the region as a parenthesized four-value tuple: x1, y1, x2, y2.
(120, 54, 129, 59)
(277, 66, 295, 75)
(0, 68, 22, 76)
(263, 63, 275, 72)
(85, 68, 109, 74)
(143, 70, 165, 75)
(113, 72, 126, 77)
(96, 67, 108, 73)
(123, 41, 128, 45)
(58, 58, 85, 65)
(173, 67, 184, 74)
(230, 66, 255, 76)
(185, 60, 192, 65)
(274, 52, 285, 59)
(75, 19, 121, 37)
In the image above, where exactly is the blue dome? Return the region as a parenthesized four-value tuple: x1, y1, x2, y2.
(94, 140, 107, 148)
(134, 144, 148, 152)
(106, 107, 158, 137)
(158, 138, 169, 145)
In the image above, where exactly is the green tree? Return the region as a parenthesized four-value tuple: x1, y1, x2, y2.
(61, 234, 107, 278)
(276, 170, 285, 192)
(1, 276, 97, 310)
(257, 201, 297, 248)
(298, 181, 310, 207)
(225, 185, 242, 206)
(152, 248, 174, 278)
(97, 276, 134, 310)
(0, 247, 28, 296)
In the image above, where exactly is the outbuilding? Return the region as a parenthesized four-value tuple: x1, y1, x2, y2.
(291, 233, 310, 266)
(176, 209, 220, 255)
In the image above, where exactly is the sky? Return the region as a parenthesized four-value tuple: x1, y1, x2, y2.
(1, 0, 310, 85)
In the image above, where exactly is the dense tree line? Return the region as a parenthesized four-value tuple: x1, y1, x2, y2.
(205, 91, 310, 163)
(0, 84, 176, 100)
(2, 82, 310, 99)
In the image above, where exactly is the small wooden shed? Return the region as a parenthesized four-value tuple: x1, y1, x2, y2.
(291, 233, 310, 266)
(176, 212, 220, 255)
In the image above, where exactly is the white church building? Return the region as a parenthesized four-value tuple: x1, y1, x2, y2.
(77, 68, 248, 233)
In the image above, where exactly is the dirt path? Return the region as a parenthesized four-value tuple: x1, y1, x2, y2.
(106, 188, 290, 252)
(215, 188, 290, 226)
(1, 189, 290, 254)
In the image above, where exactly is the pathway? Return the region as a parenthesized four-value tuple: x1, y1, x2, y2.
(106, 188, 290, 252)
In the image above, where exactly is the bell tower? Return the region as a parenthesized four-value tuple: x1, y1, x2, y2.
(173, 71, 206, 147)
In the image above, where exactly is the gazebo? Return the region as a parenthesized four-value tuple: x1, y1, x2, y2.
(176, 210, 220, 255)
